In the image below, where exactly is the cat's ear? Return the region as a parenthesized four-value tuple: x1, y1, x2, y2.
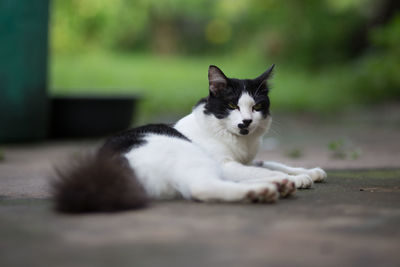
(208, 65, 228, 96)
(255, 64, 275, 89)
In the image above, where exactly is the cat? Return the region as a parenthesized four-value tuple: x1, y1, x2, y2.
(53, 64, 326, 213)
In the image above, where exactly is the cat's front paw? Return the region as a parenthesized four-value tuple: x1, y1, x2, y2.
(289, 174, 313, 189)
(307, 167, 327, 182)
(244, 184, 279, 203)
(273, 179, 296, 198)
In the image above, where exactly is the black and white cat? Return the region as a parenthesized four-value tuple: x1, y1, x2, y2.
(53, 65, 326, 213)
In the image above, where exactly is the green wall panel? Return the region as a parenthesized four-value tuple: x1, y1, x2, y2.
(0, 0, 50, 142)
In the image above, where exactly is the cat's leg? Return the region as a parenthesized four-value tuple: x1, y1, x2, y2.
(129, 136, 279, 203)
(171, 159, 279, 203)
(221, 161, 313, 194)
(237, 178, 296, 198)
(186, 177, 279, 203)
(254, 161, 327, 182)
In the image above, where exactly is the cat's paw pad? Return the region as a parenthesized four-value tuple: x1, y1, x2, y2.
(307, 167, 327, 182)
(245, 185, 279, 203)
(289, 174, 313, 189)
(273, 179, 296, 198)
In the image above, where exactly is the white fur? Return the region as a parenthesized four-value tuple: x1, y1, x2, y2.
(124, 134, 278, 202)
(123, 92, 326, 203)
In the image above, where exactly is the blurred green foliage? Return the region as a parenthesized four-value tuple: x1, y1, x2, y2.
(49, 0, 400, 119)
(50, 0, 369, 63)
(286, 148, 303, 159)
(351, 14, 400, 103)
(328, 138, 362, 160)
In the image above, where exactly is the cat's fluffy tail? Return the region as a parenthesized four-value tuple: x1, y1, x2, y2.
(52, 150, 148, 213)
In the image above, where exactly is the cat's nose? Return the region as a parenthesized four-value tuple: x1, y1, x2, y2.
(242, 119, 252, 126)
(238, 119, 252, 129)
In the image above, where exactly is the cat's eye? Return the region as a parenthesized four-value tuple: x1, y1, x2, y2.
(228, 103, 239, 110)
(253, 103, 262, 111)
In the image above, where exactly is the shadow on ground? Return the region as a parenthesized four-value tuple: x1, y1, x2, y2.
(0, 170, 399, 267)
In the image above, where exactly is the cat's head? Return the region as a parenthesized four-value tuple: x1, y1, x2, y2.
(203, 64, 274, 136)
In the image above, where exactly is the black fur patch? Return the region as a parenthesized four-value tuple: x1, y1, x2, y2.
(52, 151, 148, 213)
(101, 124, 190, 154)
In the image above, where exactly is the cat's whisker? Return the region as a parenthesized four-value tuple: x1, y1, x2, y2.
(270, 123, 282, 136)
(271, 118, 282, 127)
(270, 121, 282, 133)
(262, 125, 279, 136)
(269, 128, 281, 137)
(258, 121, 281, 137)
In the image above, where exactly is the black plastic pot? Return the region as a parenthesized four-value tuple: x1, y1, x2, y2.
(50, 95, 138, 138)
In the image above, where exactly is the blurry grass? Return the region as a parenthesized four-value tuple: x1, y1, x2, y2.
(50, 51, 355, 122)
(286, 148, 303, 159)
(328, 138, 362, 160)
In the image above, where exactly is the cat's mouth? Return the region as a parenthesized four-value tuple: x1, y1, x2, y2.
(239, 129, 249, 135)
(238, 122, 251, 135)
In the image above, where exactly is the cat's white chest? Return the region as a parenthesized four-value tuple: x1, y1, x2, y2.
(229, 138, 260, 164)
(174, 110, 261, 165)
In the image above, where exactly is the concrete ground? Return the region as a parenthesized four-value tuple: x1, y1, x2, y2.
(1, 105, 400, 267)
